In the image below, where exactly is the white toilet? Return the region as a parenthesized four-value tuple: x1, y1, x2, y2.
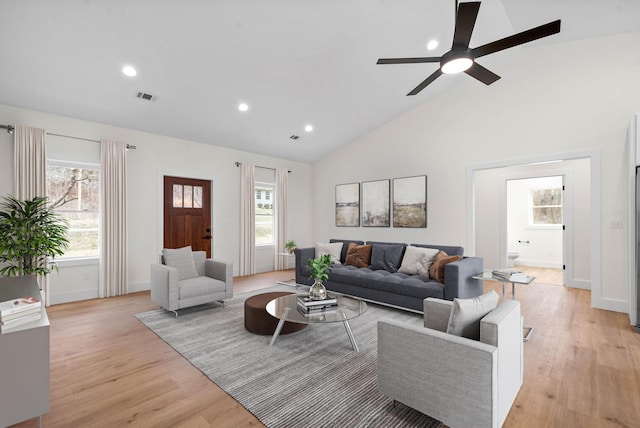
(507, 252, 519, 267)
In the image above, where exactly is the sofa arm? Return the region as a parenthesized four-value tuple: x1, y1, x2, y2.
(423, 297, 453, 331)
(378, 319, 498, 428)
(205, 258, 233, 298)
(443, 256, 483, 300)
(150, 263, 179, 311)
(294, 247, 315, 285)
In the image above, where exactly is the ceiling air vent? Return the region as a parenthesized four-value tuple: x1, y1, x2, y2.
(136, 91, 154, 101)
(290, 135, 300, 140)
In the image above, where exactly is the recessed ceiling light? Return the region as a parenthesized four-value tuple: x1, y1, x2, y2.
(238, 103, 249, 112)
(304, 124, 313, 133)
(426, 40, 439, 51)
(122, 65, 137, 77)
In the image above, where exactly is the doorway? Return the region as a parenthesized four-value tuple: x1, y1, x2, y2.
(506, 176, 564, 286)
(163, 176, 212, 257)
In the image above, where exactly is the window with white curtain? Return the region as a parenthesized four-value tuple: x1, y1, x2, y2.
(47, 160, 100, 258)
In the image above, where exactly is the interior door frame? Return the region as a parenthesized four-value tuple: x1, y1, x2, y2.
(465, 149, 620, 313)
(157, 171, 215, 259)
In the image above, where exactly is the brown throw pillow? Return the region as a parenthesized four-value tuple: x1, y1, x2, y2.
(429, 251, 462, 283)
(344, 243, 373, 268)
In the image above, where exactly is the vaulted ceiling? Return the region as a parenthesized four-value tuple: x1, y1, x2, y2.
(1, 0, 639, 162)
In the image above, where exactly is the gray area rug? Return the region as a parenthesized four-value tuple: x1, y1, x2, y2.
(136, 286, 443, 428)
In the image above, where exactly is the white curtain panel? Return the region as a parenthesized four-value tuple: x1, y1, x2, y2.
(13, 125, 51, 305)
(99, 139, 128, 297)
(274, 168, 288, 270)
(240, 162, 255, 275)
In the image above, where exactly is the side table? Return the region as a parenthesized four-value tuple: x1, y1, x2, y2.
(276, 252, 296, 286)
(472, 271, 535, 342)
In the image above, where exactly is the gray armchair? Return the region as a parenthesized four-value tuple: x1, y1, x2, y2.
(150, 250, 233, 316)
(377, 297, 523, 428)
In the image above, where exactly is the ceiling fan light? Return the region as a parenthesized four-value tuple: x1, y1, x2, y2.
(441, 57, 473, 74)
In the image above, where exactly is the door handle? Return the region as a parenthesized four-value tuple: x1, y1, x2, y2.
(203, 235, 212, 240)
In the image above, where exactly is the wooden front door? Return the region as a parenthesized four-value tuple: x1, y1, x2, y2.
(163, 176, 212, 257)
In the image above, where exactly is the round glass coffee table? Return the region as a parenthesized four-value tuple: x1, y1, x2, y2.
(266, 293, 367, 351)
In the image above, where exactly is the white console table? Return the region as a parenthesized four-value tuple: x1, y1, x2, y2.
(0, 276, 50, 427)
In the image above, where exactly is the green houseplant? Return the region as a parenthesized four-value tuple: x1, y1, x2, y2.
(0, 196, 69, 277)
(284, 239, 297, 254)
(307, 254, 333, 300)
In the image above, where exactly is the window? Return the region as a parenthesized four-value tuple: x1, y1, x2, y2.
(47, 161, 100, 258)
(172, 184, 203, 208)
(255, 183, 274, 245)
(530, 187, 562, 225)
(265, 191, 271, 201)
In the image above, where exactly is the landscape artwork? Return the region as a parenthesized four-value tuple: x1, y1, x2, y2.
(362, 179, 390, 227)
(335, 183, 360, 227)
(393, 175, 427, 228)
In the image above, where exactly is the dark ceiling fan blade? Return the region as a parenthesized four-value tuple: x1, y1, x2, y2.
(464, 62, 500, 85)
(377, 57, 440, 65)
(407, 69, 443, 96)
(472, 19, 561, 59)
(452, 1, 481, 48)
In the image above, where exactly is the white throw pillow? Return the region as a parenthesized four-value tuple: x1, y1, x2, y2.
(446, 290, 499, 340)
(397, 245, 439, 276)
(315, 242, 343, 264)
(163, 246, 198, 280)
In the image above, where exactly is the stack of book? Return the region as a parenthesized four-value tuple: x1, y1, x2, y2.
(297, 294, 338, 316)
(492, 269, 529, 282)
(0, 295, 42, 333)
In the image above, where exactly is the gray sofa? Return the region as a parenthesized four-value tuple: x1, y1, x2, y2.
(294, 239, 483, 313)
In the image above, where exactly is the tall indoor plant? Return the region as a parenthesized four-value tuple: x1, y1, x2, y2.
(307, 254, 333, 300)
(0, 195, 69, 277)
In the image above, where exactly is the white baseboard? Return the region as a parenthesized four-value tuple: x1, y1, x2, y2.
(129, 281, 150, 293)
(50, 289, 99, 305)
(565, 278, 591, 290)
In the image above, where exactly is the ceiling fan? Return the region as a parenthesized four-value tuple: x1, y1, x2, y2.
(377, 1, 561, 96)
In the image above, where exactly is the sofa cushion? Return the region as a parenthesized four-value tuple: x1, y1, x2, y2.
(163, 246, 198, 280)
(429, 251, 462, 283)
(398, 245, 439, 276)
(330, 239, 365, 263)
(179, 276, 226, 299)
(370, 244, 405, 272)
(315, 242, 343, 264)
(446, 290, 499, 340)
(344, 243, 372, 267)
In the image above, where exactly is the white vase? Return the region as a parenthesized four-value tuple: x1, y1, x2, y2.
(309, 279, 327, 300)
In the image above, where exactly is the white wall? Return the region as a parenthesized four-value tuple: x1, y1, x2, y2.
(311, 31, 640, 314)
(0, 104, 313, 303)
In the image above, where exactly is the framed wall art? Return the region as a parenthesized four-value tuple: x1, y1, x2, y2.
(362, 179, 390, 227)
(335, 183, 360, 227)
(393, 175, 427, 228)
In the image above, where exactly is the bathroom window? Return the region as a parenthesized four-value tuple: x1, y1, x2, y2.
(530, 187, 562, 225)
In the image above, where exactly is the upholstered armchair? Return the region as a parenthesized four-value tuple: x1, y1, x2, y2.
(150, 246, 233, 316)
(377, 295, 523, 428)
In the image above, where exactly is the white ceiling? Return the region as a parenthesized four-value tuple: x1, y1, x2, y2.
(1, 0, 639, 163)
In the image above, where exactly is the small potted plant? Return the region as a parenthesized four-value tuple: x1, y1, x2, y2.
(284, 239, 297, 254)
(307, 254, 333, 300)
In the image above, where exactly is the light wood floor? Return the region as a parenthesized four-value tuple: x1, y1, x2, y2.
(13, 269, 640, 427)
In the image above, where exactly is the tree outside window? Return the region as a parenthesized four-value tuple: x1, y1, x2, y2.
(47, 163, 100, 258)
(530, 187, 562, 225)
(255, 184, 274, 245)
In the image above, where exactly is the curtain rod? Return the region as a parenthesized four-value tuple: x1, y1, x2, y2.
(235, 161, 291, 173)
(0, 124, 14, 134)
(0, 125, 136, 149)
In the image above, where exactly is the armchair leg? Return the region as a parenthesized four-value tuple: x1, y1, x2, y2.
(171, 310, 178, 318)
(218, 300, 225, 307)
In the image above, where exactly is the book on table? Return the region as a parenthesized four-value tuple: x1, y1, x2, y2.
(297, 305, 337, 317)
(0, 295, 41, 319)
(297, 294, 338, 307)
(0, 311, 42, 333)
(491, 269, 529, 281)
(296, 299, 338, 312)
